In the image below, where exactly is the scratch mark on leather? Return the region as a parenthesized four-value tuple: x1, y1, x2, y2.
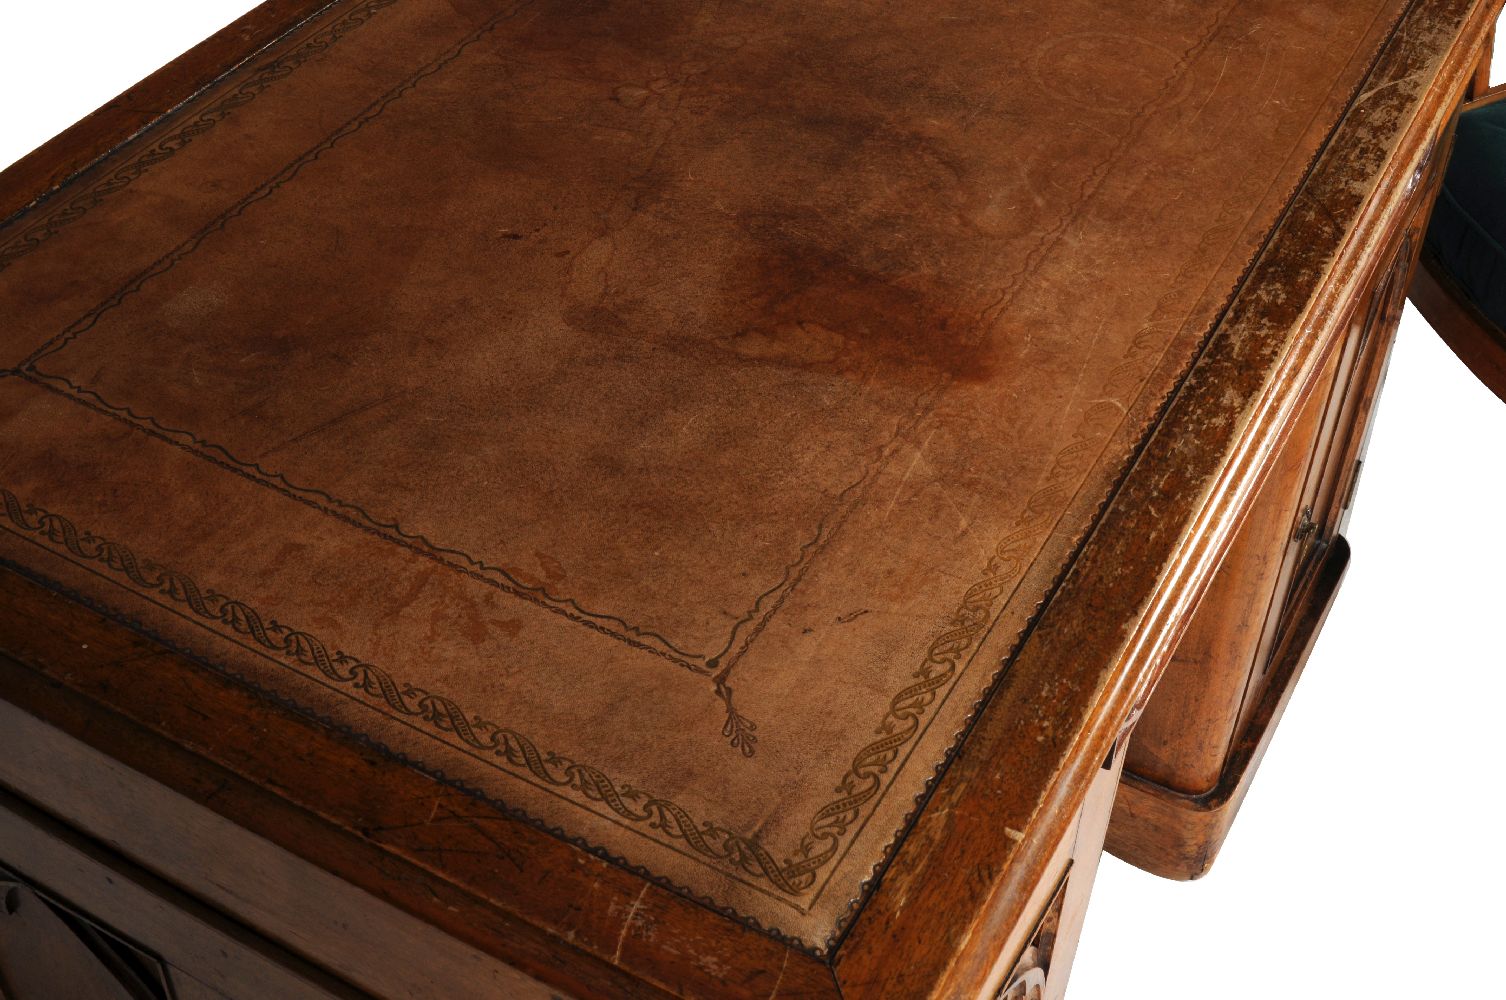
(879, 427, 936, 525)
(257, 388, 408, 460)
(1188, 51, 1232, 123)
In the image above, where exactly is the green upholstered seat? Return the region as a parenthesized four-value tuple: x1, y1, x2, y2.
(1426, 99, 1506, 333)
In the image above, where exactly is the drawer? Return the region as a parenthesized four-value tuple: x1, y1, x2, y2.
(0, 693, 567, 1000)
(0, 785, 353, 1000)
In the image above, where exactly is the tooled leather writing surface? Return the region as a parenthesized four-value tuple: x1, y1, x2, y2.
(0, 0, 1406, 944)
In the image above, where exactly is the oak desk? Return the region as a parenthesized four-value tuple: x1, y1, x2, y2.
(0, 1, 1495, 997)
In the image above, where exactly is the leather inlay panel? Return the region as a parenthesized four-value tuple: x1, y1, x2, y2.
(0, 0, 1410, 944)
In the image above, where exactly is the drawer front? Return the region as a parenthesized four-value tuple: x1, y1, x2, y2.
(0, 697, 569, 1000)
(1, 866, 174, 1000)
(0, 787, 351, 1000)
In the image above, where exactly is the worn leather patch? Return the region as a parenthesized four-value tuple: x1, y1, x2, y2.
(0, 0, 1407, 944)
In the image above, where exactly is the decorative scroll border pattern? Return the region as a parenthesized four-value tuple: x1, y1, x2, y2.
(0, 0, 1097, 905)
(788, 402, 1122, 886)
(787, 532, 1032, 881)
(0, 0, 399, 272)
(0, 0, 1423, 943)
(781, 0, 1250, 889)
(0, 0, 1237, 907)
(0, 485, 808, 897)
(10, 0, 934, 756)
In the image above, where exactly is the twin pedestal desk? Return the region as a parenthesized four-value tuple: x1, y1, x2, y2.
(0, 0, 1498, 996)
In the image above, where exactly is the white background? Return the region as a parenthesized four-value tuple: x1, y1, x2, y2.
(2, 4, 1502, 997)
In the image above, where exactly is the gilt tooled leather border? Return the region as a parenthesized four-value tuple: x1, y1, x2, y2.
(0, 0, 1422, 949)
(0, 0, 400, 272)
(0, 484, 815, 904)
(0, 0, 1257, 911)
(9, 0, 937, 757)
(0, 513, 826, 958)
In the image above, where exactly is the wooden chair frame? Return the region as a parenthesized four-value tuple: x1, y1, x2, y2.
(1410, 27, 1506, 401)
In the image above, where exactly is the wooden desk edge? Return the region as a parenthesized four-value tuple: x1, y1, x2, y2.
(0, 1, 1496, 997)
(0, 0, 340, 228)
(833, 0, 1495, 995)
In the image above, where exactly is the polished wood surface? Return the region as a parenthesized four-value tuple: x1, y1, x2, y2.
(1468, 23, 1498, 96)
(0, 1, 1497, 996)
(0, 0, 336, 226)
(1123, 339, 1339, 798)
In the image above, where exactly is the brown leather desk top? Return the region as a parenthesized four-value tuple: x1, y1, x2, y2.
(0, 0, 1422, 948)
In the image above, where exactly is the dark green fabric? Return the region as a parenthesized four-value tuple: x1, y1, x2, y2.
(1425, 100, 1506, 332)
